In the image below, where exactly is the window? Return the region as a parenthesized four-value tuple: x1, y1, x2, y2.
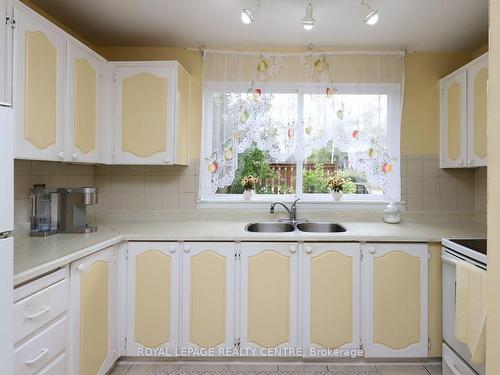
(200, 82, 401, 203)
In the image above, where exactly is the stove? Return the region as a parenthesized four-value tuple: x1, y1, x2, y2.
(442, 238, 487, 265)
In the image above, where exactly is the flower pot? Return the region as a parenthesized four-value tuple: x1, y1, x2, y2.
(332, 191, 343, 201)
(243, 189, 255, 200)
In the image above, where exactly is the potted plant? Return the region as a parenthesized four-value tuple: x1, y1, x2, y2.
(327, 171, 352, 201)
(241, 175, 258, 200)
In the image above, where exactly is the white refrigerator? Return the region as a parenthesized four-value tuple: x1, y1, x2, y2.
(0, 104, 14, 375)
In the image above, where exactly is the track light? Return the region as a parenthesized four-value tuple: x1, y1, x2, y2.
(302, 2, 315, 31)
(362, 0, 378, 25)
(241, 1, 260, 24)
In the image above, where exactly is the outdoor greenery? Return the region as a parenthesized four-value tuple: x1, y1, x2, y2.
(224, 145, 277, 194)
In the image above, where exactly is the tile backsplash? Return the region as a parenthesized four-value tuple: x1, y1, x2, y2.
(94, 162, 199, 211)
(400, 154, 476, 212)
(14, 156, 487, 223)
(14, 160, 94, 224)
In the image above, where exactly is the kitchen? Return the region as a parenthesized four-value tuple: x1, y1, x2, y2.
(0, 0, 498, 374)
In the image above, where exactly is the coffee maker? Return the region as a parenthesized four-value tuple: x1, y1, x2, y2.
(57, 187, 98, 233)
(30, 185, 59, 237)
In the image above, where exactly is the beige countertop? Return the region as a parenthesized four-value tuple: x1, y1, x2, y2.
(14, 211, 487, 286)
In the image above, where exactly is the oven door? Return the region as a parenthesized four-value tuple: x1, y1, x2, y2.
(442, 248, 485, 375)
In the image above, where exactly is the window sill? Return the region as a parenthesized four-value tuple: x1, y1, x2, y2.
(197, 198, 391, 211)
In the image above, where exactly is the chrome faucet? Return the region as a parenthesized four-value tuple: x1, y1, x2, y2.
(270, 198, 300, 223)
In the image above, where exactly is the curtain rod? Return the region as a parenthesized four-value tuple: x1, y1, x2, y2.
(184, 47, 409, 57)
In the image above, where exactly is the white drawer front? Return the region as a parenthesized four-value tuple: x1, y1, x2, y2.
(14, 317, 67, 375)
(442, 343, 478, 375)
(38, 353, 66, 375)
(14, 279, 68, 344)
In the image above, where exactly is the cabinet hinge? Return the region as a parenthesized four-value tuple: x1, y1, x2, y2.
(6, 17, 15, 28)
(234, 244, 241, 261)
(360, 248, 363, 261)
(428, 338, 431, 350)
(233, 337, 241, 349)
(360, 343, 364, 352)
(124, 338, 127, 351)
(428, 250, 431, 263)
(112, 71, 116, 82)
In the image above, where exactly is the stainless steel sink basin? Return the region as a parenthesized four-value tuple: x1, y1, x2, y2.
(296, 222, 347, 233)
(245, 222, 295, 233)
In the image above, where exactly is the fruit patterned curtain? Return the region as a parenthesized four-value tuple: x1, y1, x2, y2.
(203, 51, 405, 196)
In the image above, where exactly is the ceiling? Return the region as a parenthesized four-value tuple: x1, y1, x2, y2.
(28, 0, 489, 51)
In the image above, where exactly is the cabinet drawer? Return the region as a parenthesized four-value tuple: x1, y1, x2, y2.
(14, 317, 67, 375)
(38, 353, 66, 375)
(14, 278, 69, 344)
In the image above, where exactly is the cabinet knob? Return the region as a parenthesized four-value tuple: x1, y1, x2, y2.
(71, 153, 78, 161)
(289, 245, 297, 253)
(77, 263, 86, 273)
(57, 152, 64, 160)
(169, 245, 177, 253)
(305, 246, 312, 254)
(368, 246, 376, 255)
(183, 244, 191, 253)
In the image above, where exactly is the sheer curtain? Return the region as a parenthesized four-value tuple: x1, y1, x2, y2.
(202, 51, 405, 198)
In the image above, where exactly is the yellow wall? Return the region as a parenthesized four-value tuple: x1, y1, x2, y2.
(96, 47, 203, 160)
(487, 1, 499, 373)
(401, 52, 473, 155)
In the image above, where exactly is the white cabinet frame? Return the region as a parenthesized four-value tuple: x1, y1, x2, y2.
(301, 242, 361, 356)
(362, 243, 428, 358)
(69, 246, 118, 375)
(239, 242, 299, 353)
(110, 62, 177, 165)
(126, 241, 180, 356)
(180, 242, 235, 350)
(440, 68, 468, 168)
(13, 1, 66, 161)
(65, 38, 105, 163)
(467, 53, 488, 167)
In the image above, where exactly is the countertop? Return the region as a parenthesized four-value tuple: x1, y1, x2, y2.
(13, 211, 487, 286)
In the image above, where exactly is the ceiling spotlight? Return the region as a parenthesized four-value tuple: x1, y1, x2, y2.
(241, 1, 260, 24)
(302, 2, 315, 31)
(362, 0, 379, 25)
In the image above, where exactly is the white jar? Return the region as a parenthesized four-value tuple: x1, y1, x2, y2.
(383, 202, 401, 224)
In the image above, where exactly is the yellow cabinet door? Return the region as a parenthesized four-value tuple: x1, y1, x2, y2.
(440, 69, 467, 168)
(66, 40, 104, 163)
(467, 53, 488, 167)
(363, 243, 428, 358)
(112, 61, 191, 165)
(70, 246, 117, 375)
(13, 2, 66, 161)
(181, 242, 235, 351)
(127, 242, 180, 356)
(302, 243, 361, 357)
(240, 242, 299, 354)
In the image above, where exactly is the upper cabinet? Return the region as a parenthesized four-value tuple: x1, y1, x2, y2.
(467, 54, 488, 167)
(66, 40, 105, 163)
(0, 0, 13, 106)
(110, 62, 191, 165)
(13, 1, 66, 161)
(440, 53, 488, 168)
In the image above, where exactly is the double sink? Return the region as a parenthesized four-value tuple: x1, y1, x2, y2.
(246, 221, 347, 233)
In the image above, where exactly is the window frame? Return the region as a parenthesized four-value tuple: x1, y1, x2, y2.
(199, 81, 401, 205)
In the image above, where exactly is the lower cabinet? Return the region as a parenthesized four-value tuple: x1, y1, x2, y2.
(181, 242, 235, 350)
(239, 242, 299, 354)
(126, 242, 180, 356)
(302, 243, 361, 356)
(70, 246, 118, 375)
(363, 243, 429, 358)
